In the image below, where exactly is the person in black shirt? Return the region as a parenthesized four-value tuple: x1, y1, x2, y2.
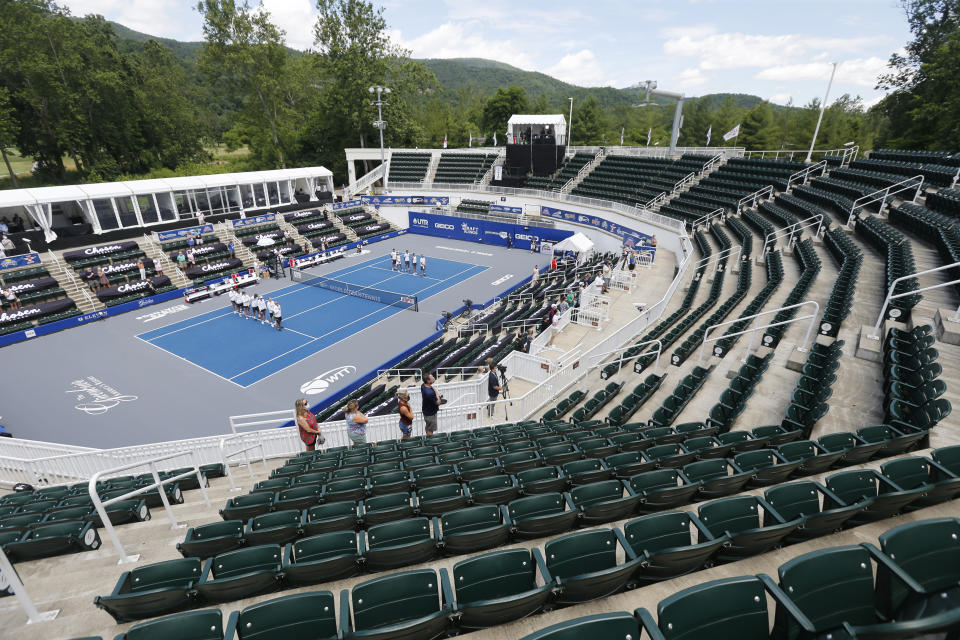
(485, 358, 501, 419)
(420, 374, 441, 435)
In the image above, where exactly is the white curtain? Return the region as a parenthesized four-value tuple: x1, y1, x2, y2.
(25, 203, 57, 242)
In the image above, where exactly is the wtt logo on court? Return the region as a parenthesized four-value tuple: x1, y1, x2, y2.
(300, 366, 357, 395)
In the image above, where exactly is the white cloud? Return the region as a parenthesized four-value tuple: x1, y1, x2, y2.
(755, 57, 888, 88)
(64, 0, 189, 39)
(767, 92, 793, 105)
(393, 22, 536, 69)
(258, 0, 316, 50)
(545, 49, 608, 87)
(676, 67, 708, 88)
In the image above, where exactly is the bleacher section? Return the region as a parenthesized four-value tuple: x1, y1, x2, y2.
(433, 153, 497, 184)
(571, 154, 710, 207)
(386, 152, 432, 183)
(521, 152, 593, 191)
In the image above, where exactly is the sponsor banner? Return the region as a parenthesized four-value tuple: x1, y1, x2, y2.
(338, 212, 372, 223)
(184, 258, 243, 279)
(296, 220, 334, 234)
(356, 223, 391, 236)
(169, 242, 227, 261)
(490, 204, 522, 214)
(332, 199, 362, 211)
(0, 252, 41, 272)
(97, 276, 172, 302)
(539, 206, 655, 252)
(313, 232, 347, 245)
(7, 277, 59, 295)
(241, 231, 285, 247)
(156, 224, 213, 242)
(231, 213, 276, 229)
(407, 211, 572, 248)
(0, 297, 75, 326)
(63, 241, 139, 261)
(257, 244, 301, 261)
(361, 195, 450, 207)
(292, 229, 405, 269)
(98, 260, 142, 276)
(283, 209, 324, 222)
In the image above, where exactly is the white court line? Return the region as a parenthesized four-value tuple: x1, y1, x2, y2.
(238, 262, 493, 387)
(284, 270, 410, 321)
(135, 335, 248, 388)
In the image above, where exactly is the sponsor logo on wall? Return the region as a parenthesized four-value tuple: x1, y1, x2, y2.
(66, 376, 138, 415)
(300, 366, 358, 395)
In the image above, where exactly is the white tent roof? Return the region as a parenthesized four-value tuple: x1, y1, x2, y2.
(506, 114, 567, 138)
(553, 232, 593, 253)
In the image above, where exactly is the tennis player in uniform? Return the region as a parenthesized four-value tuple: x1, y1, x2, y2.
(273, 299, 283, 331)
(257, 294, 267, 324)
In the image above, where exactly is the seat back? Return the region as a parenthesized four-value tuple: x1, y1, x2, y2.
(777, 441, 817, 461)
(544, 529, 618, 579)
(211, 544, 281, 580)
(623, 511, 694, 554)
(307, 502, 356, 522)
(129, 558, 202, 592)
(123, 608, 223, 640)
(508, 493, 566, 521)
(697, 496, 759, 537)
(250, 510, 301, 531)
(656, 575, 770, 639)
(733, 449, 776, 470)
(235, 592, 337, 640)
(351, 569, 441, 631)
(682, 459, 727, 482)
(453, 549, 538, 602)
(364, 493, 411, 513)
(570, 480, 622, 507)
(763, 482, 821, 521)
(825, 470, 877, 504)
(878, 517, 960, 594)
(291, 531, 358, 563)
(629, 469, 680, 494)
(879, 457, 931, 490)
(776, 545, 877, 632)
(366, 517, 432, 550)
(932, 444, 960, 475)
(441, 505, 502, 536)
(468, 475, 512, 493)
(418, 483, 464, 502)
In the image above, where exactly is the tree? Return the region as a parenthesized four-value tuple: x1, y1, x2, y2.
(572, 95, 604, 145)
(0, 88, 21, 186)
(481, 86, 529, 139)
(739, 102, 776, 150)
(197, 0, 304, 168)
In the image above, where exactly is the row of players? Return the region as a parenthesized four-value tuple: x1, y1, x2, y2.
(390, 249, 427, 275)
(227, 288, 283, 331)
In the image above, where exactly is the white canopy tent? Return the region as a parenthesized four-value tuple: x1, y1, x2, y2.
(506, 114, 567, 145)
(553, 232, 594, 260)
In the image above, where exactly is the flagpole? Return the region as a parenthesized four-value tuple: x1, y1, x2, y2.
(806, 62, 838, 163)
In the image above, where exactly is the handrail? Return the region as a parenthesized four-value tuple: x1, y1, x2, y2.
(347, 163, 386, 197)
(786, 160, 827, 190)
(0, 547, 59, 624)
(143, 233, 187, 288)
(588, 339, 664, 377)
(692, 244, 743, 270)
(737, 185, 775, 212)
(46, 249, 96, 309)
(691, 207, 725, 229)
(673, 172, 696, 192)
(762, 214, 825, 258)
(867, 261, 960, 339)
(643, 192, 668, 208)
(89, 449, 210, 563)
(846, 175, 924, 227)
(219, 433, 267, 492)
(229, 409, 296, 434)
(434, 365, 485, 378)
(698, 300, 821, 365)
(701, 153, 725, 173)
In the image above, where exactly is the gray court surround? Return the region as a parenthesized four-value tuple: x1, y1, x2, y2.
(0, 236, 548, 448)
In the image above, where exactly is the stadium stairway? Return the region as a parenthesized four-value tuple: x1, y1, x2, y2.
(40, 253, 105, 314)
(559, 150, 604, 194)
(479, 149, 505, 186)
(274, 217, 313, 254)
(138, 237, 191, 290)
(215, 226, 258, 268)
(648, 154, 729, 213)
(423, 153, 441, 186)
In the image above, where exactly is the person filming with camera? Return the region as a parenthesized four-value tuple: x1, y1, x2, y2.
(485, 358, 501, 419)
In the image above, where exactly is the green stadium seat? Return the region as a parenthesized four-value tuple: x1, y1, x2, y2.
(220, 493, 275, 521)
(94, 557, 202, 622)
(445, 548, 554, 630)
(817, 431, 884, 464)
(362, 517, 438, 571)
(224, 591, 338, 640)
(516, 466, 568, 494)
(243, 510, 303, 547)
(733, 449, 802, 486)
(275, 485, 322, 511)
(682, 459, 751, 500)
(195, 545, 283, 603)
(519, 612, 641, 640)
(4, 520, 101, 562)
(623, 511, 727, 584)
(628, 469, 699, 512)
(561, 459, 610, 485)
(467, 474, 520, 504)
(880, 456, 960, 508)
(438, 505, 512, 555)
(507, 493, 578, 539)
(457, 458, 502, 481)
(697, 495, 799, 563)
(302, 502, 359, 536)
(416, 483, 469, 517)
(339, 569, 453, 640)
(178, 521, 245, 558)
(824, 469, 923, 526)
(361, 492, 416, 526)
(114, 608, 224, 640)
(763, 481, 862, 543)
(776, 440, 846, 475)
(568, 480, 642, 523)
(413, 464, 458, 488)
(282, 531, 362, 586)
(543, 528, 641, 605)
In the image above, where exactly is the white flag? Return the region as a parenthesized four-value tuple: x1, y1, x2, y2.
(620, 127, 625, 146)
(469, 132, 473, 147)
(493, 132, 498, 146)
(443, 134, 448, 149)
(646, 128, 651, 146)
(706, 125, 712, 146)
(723, 124, 740, 141)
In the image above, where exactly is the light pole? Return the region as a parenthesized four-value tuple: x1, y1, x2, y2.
(805, 62, 837, 163)
(634, 80, 685, 155)
(567, 97, 574, 147)
(369, 85, 391, 175)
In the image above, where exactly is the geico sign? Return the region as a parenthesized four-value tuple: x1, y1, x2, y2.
(434, 223, 455, 230)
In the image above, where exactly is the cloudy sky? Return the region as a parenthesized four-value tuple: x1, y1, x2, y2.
(62, 0, 909, 107)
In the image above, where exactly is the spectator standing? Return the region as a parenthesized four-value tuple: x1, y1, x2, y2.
(628, 251, 637, 272)
(227, 241, 235, 259)
(548, 303, 561, 347)
(344, 400, 368, 447)
(1, 235, 14, 253)
(273, 299, 283, 331)
(551, 256, 557, 270)
(266, 296, 275, 325)
(242, 291, 252, 318)
(98, 268, 109, 291)
(0, 220, 7, 234)
(295, 398, 323, 452)
(601, 261, 611, 293)
(506, 234, 513, 249)
(397, 390, 414, 439)
(524, 327, 535, 353)
(187, 249, 196, 267)
(419, 254, 426, 276)
(153, 256, 163, 277)
(485, 359, 501, 419)
(229, 288, 238, 314)
(531, 266, 539, 284)
(3, 287, 19, 310)
(82, 267, 98, 291)
(420, 374, 440, 435)
(187, 233, 195, 250)
(137, 259, 146, 281)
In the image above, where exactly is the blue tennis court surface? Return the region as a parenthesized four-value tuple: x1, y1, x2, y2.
(137, 254, 488, 386)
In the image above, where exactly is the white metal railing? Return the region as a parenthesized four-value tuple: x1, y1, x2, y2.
(347, 163, 386, 197)
(0, 438, 97, 460)
(643, 192, 668, 209)
(762, 214, 825, 258)
(229, 409, 296, 434)
(786, 160, 828, 190)
(846, 175, 924, 227)
(737, 185, 775, 212)
(90, 450, 210, 563)
(673, 172, 696, 192)
(693, 244, 743, 273)
(697, 300, 821, 365)
(692, 207, 725, 229)
(867, 262, 960, 339)
(503, 351, 554, 383)
(742, 146, 859, 164)
(0, 547, 59, 624)
(702, 153, 725, 173)
(588, 339, 663, 378)
(219, 432, 267, 492)
(45, 249, 97, 309)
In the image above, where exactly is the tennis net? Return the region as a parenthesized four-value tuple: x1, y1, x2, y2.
(290, 267, 419, 311)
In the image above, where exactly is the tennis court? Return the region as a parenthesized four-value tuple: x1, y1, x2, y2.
(137, 254, 488, 387)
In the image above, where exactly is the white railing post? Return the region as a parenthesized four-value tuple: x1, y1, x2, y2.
(0, 548, 59, 624)
(867, 262, 960, 339)
(846, 175, 924, 227)
(762, 214, 824, 259)
(737, 185, 774, 213)
(697, 300, 821, 364)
